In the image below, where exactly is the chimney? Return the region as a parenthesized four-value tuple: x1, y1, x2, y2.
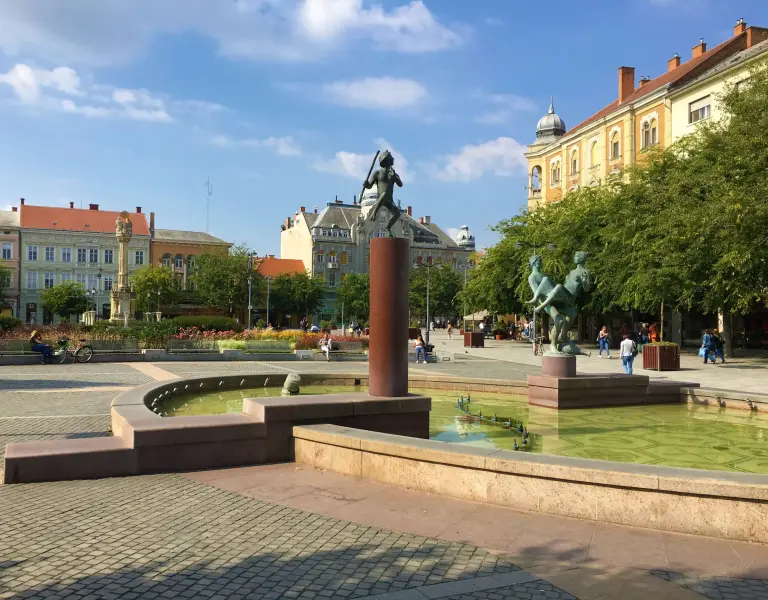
(300, 206, 305, 213)
(424, 216, 431, 224)
(668, 53, 681, 72)
(284, 217, 291, 229)
(149, 212, 155, 238)
(692, 38, 707, 58)
(268, 254, 275, 259)
(69, 201, 75, 209)
(639, 76, 651, 87)
(20, 198, 24, 205)
(11, 207, 17, 212)
(406, 205, 412, 216)
(418, 217, 424, 224)
(734, 18, 747, 36)
(136, 206, 142, 214)
(89, 203, 99, 211)
(353, 195, 357, 205)
(618, 66, 635, 103)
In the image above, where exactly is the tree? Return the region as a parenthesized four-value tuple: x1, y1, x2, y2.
(131, 265, 181, 312)
(268, 272, 324, 324)
(0, 264, 10, 309)
(193, 244, 260, 317)
(42, 282, 90, 320)
(336, 273, 370, 322)
(409, 265, 462, 322)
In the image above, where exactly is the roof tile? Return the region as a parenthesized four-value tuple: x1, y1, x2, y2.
(20, 205, 150, 235)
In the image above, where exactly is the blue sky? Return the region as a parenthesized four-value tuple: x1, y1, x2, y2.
(0, 0, 767, 254)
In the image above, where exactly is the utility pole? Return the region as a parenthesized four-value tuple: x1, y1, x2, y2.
(247, 254, 254, 330)
(204, 176, 213, 233)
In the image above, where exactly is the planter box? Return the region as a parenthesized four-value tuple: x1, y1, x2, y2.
(459, 329, 465, 335)
(464, 332, 484, 348)
(495, 334, 504, 341)
(643, 344, 680, 371)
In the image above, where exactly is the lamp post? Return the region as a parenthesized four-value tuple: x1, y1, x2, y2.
(247, 254, 255, 330)
(96, 268, 102, 319)
(459, 261, 474, 332)
(156, 289, 161, 313)
(412, 261, 434, 345)
(514, 241, 556, 355)
(265, 276, 272, 327)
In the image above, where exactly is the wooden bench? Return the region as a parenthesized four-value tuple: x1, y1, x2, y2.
(89, 339, 141, 354)
(316, 340, 366, 361)
(0, 341, 39, 356)
(166, 340, 220, 353)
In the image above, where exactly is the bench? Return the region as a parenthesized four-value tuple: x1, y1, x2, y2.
(89, 339, 141, 354)
(166, 340, 220, 353)
(0, 341, 39, 356)
(317, 340, 366, 361)
(244, 340, 293, 353)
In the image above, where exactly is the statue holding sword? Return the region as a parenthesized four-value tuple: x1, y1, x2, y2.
(362, 150, 403, 236)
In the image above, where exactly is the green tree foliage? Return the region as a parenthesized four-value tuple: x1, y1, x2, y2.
(268, 272, 324, 323)
(130, 265, 181, 312)
(0, 264, 10, 307)
(336, 273, 370, 321)
(193, 244, 260, 317)
(468, 63, 768, 354)
(409, 265, 462, 321)
(41, 282, 90, 319)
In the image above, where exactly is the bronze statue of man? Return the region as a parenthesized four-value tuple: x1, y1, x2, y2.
(364, 150, 403, 235)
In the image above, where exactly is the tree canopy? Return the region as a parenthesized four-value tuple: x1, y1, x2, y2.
(336, 273, 370, 322)
(41, 282, 90, 319)
(409, 265, 462, 322)
(268, 272, 324, 324)
(193, 244, 259, 317)
(130, 265, 181, 312)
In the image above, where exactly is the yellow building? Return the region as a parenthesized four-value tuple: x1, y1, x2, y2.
(526, 19, 768, 210)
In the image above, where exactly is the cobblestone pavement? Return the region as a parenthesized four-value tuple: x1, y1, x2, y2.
(0, 415, 110, 460)
(653, 570, 768, 599)
(154, 362, 291, 376)
(439, 580, 576, 600)
(413, 358, 539, 381)
(0, 474, 576, 600)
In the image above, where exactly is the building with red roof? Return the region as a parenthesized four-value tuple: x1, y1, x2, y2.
(525, 19, 768, 209)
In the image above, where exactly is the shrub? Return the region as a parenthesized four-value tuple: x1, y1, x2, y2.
(0, 316, 22, 331)
(173, 316, 243, 332)
(255, 319, 266, 329)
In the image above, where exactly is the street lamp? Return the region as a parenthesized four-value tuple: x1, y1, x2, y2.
(247, 254, 255, 330)
(514, 241, 556, 355)
(412, 260, 435, 344)
(96, 268, 102, 319)
(265, 276, 273, 327)
(157, 289, 161, 312)
(459, 261, 474, 332)
(90, 288, 97, 312)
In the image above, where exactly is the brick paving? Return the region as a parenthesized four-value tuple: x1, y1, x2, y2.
(653, 570, 768, 599)
(0, 474, 572, 600)
(439, 580, 577, 600)
(154, 362, 290, 376)
(0, 415, 110, 460)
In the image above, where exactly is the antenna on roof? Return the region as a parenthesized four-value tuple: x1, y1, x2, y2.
(204, 176, 213, 233)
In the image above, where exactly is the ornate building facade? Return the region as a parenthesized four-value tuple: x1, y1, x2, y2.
(0, 208, 20, 317)
(280, 188, 475, 321)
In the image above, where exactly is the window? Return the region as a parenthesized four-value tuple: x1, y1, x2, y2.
(375, 229, 388, 238)
(87, 274, 97, 291)
(315, 252, 324, 264)
(610, 132, 620, 160)
(61, 248, 72, 263)
(61, 272, 72, 283)
(103, 276, 113, 291)
(550, 160, 561, 185)
(77, 248, 87, 263)
(27, 246, 38, 261)
(162, 255, 171, 267)
(44, 272, 55, 289)
(135, 250, 144, 265)
(76, 273, 86, 286)
(570, 150, 578, 175)
(1, 243, 11, 260)
(689, 96, 711, 123)
(44, 246, 55, 261)
(641, 119, 658, 149)
(174, 255, 183, 269)
(88, 248, 98, 263)
(531, 166, 541, 191)
(340, 251, 348, 265)
(104, 249, 113, 264)
(590, 141, 599, 167)
(26, 271, 37, 289)
(328, 273, 336, 288)
(328, 252, 337, 263)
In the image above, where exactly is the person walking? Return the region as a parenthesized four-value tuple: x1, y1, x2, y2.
(597, 326, 611, 358)
(649, 323, 658, 343)
(447, 322, 453, 340)
(620, 334, 636, 374)
(712, 329, 726, 363)
(701, 329, 716, 365)
(414, 335, 426, 364)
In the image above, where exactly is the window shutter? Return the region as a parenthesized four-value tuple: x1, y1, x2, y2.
(689, 96, 710, 112)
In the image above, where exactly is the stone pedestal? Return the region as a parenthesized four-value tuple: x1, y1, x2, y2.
(368, 237, 409, 398)
(542, 354, 576, 378)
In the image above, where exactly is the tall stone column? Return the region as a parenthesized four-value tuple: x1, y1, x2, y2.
(368, 237, 409, 397)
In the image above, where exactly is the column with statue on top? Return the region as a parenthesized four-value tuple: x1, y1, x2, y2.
(110, 212, 137, 324)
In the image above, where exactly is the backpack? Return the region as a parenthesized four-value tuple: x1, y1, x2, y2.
(631, 341, 638, 357)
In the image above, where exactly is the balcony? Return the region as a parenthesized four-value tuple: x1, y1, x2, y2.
(327, 262, 338, 269)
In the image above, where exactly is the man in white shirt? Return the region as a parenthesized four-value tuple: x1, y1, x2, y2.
(619, 334, 637, 375)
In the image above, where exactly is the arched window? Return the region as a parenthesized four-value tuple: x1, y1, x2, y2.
(315, 251, 324, 264)
(531, 166, 541, 191)
(161, 253, 171, 268)
(174, 254, 183, 269)
(550, 159, 561, 185)
(570, 149, 578, 175)
(610, 131, 620, 160)
(651, 119, 658, 145)
(328, 250, 337, 263)
(590, 141, 599, 167)
(641, 121, 651, 149)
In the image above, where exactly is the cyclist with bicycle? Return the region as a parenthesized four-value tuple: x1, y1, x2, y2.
(30, 330, 53, 364)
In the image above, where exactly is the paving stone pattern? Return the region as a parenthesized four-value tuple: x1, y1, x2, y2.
(653, 570, 768, 599)
(0, 372, 151, 390)
(155, 362, 291, 376)
(415, 359, 538, 382)
(0, 474, 534, 600)
(440, 580, 577, 600)
(0, 391, 117, 418)
(0, 415, 110, 460)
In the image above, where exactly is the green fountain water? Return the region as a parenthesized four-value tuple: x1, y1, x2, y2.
(161, 386, 768, 474)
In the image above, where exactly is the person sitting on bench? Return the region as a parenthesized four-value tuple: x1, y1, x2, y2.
(29, 330, 53, 364)
(319, 333, 333, 362)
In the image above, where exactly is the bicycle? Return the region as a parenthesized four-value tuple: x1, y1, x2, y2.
(53, 336, 94, 364)
(533, 336, 546, 356)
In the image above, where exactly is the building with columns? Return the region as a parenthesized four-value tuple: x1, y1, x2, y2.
(525, 19, 768, 210)
(0, 208, 20, 317)
(18, 201, 150, 324)
(281, 188, 475, 321)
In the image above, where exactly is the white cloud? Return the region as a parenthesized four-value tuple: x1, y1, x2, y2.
(211, 134, 302, 156)
(444, 227, 460, 241)
(314, 137, 412, 182)
(0, 63, 220, 123)
(435, 137, 527, 182)
(0, 1, 463, 67)
(474, 93, 537, 125)
(322, 77, 428, 110)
